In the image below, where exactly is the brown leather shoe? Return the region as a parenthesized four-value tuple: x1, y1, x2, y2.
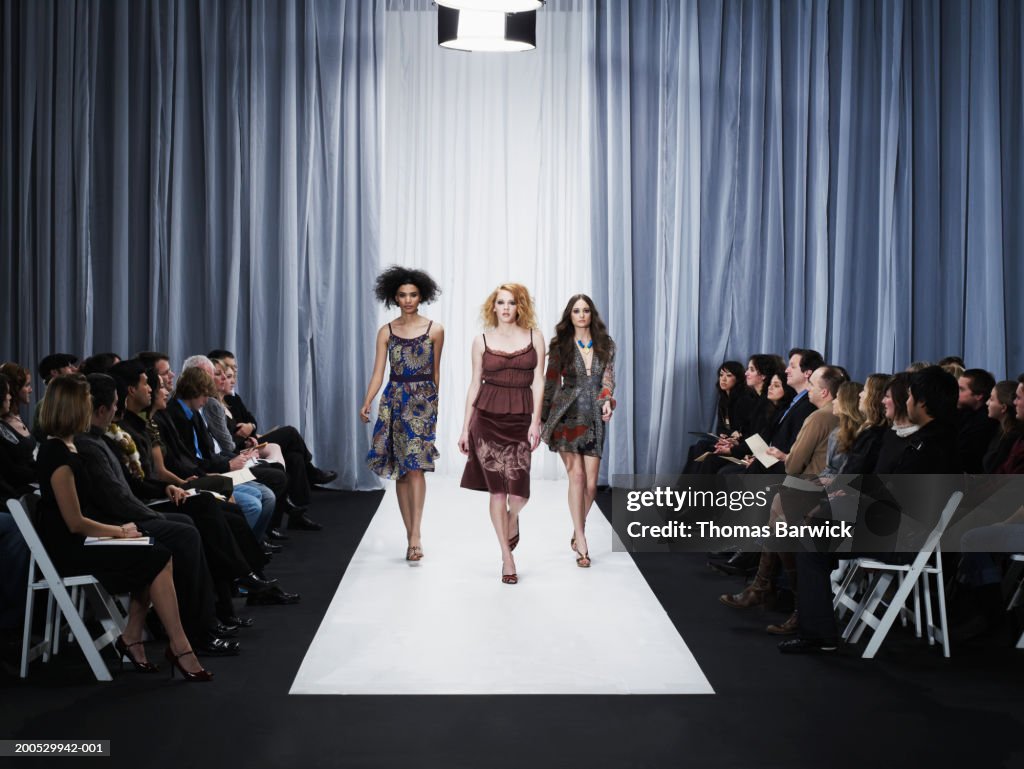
(766, 611, 799, 635)
(719, 578, 773, 608)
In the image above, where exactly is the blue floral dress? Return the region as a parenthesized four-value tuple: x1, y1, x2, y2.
(366, 321, 440, 478)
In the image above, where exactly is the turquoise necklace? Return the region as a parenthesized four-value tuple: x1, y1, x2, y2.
(576, 338, 593, 349)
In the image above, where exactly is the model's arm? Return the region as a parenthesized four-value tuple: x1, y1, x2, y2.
(359, 325, 390, 423)
(528, 332, 546, 450)
(50, 464, 140, 539)
(431, 322, 445, 391)
(458, 335, 485, 454)
(598, 345, 616, 421)
(540, 347, 559, 424)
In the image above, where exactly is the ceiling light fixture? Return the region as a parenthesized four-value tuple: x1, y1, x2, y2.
(437, 6, 537, 52)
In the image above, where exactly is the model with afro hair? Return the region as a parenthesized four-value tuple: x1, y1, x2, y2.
(361, 266, 445, 563)
(373, 265, 441, 308)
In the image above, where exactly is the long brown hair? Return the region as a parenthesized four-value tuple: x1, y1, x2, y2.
(834, 381, 865, 453)
(858, 373, 889, 432)
(548, 294, 613, 372)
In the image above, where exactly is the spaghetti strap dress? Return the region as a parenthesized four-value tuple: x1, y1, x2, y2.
(460, 330, 537, 499)
(366, 321, 440, 479)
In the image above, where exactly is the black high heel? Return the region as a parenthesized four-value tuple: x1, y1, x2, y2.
(165, 647, 214, 682)
(114, 635, 159, 673)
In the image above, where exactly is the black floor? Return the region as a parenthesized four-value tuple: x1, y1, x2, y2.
(2, 488, 1023, 769)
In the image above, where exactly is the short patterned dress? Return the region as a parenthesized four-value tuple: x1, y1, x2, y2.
(460, 331, 537, 499)
(366, 322, 440, 479)
(540, 342, 616, 457)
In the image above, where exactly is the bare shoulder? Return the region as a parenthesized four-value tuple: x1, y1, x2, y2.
(428, 319, 445, 339)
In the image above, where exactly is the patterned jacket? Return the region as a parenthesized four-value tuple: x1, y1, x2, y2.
(540, 343, 616, 447)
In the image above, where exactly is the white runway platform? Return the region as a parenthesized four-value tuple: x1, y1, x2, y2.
(290, 478, 714, 695)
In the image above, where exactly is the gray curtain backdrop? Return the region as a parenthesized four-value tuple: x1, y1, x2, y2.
(2, 0, 1022, 483)
(1, 0, 383, 489)
(591, 0, 1024, 478)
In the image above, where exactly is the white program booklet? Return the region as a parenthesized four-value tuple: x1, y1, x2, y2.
(744, 434, 779, 468)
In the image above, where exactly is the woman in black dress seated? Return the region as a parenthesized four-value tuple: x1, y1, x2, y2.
(684, 361, 757, 473)
(36, 375, 212, 681)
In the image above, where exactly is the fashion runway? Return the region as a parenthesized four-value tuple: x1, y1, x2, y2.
(290, 477, 714, 695)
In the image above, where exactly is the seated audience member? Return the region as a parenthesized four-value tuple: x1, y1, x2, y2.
(781, 366, 961, 654)
(720, 366, 843, 632)
(843, 373, 890, 474)
(0, 363, 34, 439)
(109, 360, 293, 622)
(155, 367, 284, 539)
(75, 374, 238, 657)
(982, 380, 1022, 473)
(874, 372, 917, 470)
(821, 381, 865, 478)
(761, 348, 824, 466)
(684, 361, 757, 473)
(34, 374, 213, 679)
(182, 356, 312, 530)
(906, 360, 932, 372)
(137, 351, 175, 390)
(938, 355, 966, 368)
(0, 374, 37, 497)
(78, 352, 121, 376)
(208, 349, 336, 487)
(33, 353, 79, 437)
(994, 375, 1024, 475)
(956, 368, 998, 473)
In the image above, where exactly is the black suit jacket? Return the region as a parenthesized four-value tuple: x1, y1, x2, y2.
(956, 407, 998, 474)
(163, 400, 231, 474)
(767, 392, 817, 453)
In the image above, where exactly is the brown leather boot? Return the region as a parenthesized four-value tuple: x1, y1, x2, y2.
(767, 564, 799, 633)
(766, 610, 799, 635)
(719, 551, 778, 608)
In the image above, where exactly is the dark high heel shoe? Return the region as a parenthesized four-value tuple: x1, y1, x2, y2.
(114, 635, 159, 673)
(501, 570, 518, 585)
(165, 647, 214, 682)
(508, 531, 520, 551)
(576, 551, 592, 568)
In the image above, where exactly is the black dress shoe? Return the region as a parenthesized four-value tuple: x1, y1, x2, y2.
(308, 467, 338, 486)
(236, 571, 277, 593)
(197, 636, 241, 656)
(283, 500, 308, 516)
(287, 512, 322, 531)
(778, 637, 838, 655)
(213, 622, 239, 637)
(247, 585, 301, 606)
(266, 527, 290, 541)
(219, 615, 255, 628)
(262, 540, 283, 553)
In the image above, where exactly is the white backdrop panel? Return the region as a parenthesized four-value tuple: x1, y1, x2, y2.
(381, 8, 595, 479)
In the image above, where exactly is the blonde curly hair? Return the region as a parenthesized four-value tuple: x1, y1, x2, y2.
(479, 283, 538, 330)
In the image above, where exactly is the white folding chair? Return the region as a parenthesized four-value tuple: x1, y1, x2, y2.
(831, 490, 963, 659)
(1007, 553, 1024, 650)
(7, 495, 125, 681)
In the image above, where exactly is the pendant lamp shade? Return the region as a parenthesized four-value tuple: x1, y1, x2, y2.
(436, 1, 542, 11)
(437, 6, 537, 52)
